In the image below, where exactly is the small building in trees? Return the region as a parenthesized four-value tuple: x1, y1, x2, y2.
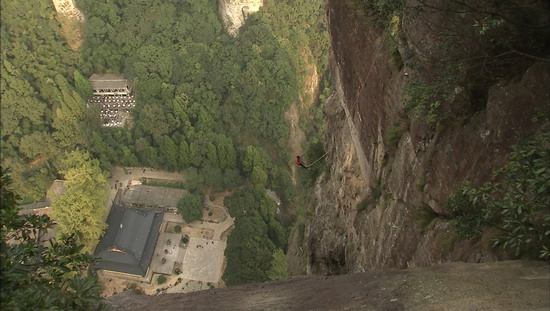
(94, 204, 164, 277)
(89, 74, 132, 96)
(88, 74, 136, 128)
(18, 180, 67, 216)
(16, 180, 67, 245)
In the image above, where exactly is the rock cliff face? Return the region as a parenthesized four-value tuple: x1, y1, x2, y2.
(52, 0, 84, 21)
(52, 0, 84, 50)
(218, 0, 263, 36)
(288, 0, 549, 275)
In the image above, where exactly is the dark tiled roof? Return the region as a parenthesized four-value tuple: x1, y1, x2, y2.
(18, 179, 66, 214)
(94, 204, 163, 276)
(89, 74, 129, 90)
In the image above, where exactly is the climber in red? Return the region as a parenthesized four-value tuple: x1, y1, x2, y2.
(295, 156, 308, 169)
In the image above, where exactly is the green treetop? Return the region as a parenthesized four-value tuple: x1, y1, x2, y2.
(50, 150, 107, 252)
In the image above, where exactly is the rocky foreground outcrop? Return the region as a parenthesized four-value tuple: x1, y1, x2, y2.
(218, 0, 263, 36)
(106, 261, 548, 310)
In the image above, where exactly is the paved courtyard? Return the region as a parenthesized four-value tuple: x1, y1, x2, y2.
(98, 174, 235, 296)
(150, 232, 183, 275)
(122, 185, 186, 209)
(180, 237, 226, 283)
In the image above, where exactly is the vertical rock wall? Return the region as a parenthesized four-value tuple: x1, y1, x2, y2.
(52, 0, 84, 21)
(290, 0, 550, 275)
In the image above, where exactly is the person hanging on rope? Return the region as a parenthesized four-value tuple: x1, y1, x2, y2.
(295, 155, 308, 169)
(295, 152, 329, 170)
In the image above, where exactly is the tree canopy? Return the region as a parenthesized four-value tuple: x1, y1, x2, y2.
(177, 193, 204, 224)
(223, 186, 288, 285)
(50, 150, 107, 252)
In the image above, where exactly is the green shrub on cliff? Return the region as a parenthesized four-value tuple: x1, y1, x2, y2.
(447, 131, 550, 260)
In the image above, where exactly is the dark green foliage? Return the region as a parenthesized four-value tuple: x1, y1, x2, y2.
(177, 194, 203, 223)
(0, 1, 88, 200)
(267, 248, 288, 281)
(447, 132, 550, 260)
(183, 168, 205, 193)
(157, 275, 167, 285)
(363, 0, 405, 20)
(202, 166, 225, 191)
(76, 0, 312, 178)
(174, 225, 181, 233)
(357, 187, 382, 212)
(73, 70, 93, 99)
(142, 179, 185, 189)
(222, 169, 245, 190)
(6, 0, 321, 216)
(223, 214, 274, 285)
(0, 169, 105, 310)
(386, 117, 410, 148)
(71, 0, 329, 193)
(269, 169, 295, 204)
(181, 235, 189, 245)
(302, 141, 327, 185)
(409, 206, 439, 230)
(223, 187, 288, 286)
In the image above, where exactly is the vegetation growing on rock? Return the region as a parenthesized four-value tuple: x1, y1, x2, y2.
(447, 131, 550, 260)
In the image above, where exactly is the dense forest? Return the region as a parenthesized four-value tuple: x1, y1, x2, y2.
(1, 0, 330, 291)
(2, 0, 328, 196)
(1, 1, 92, 201)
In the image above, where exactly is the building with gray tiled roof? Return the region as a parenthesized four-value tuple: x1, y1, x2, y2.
(89, 74, 132, 96)
(88, 74, 135, 127)
(94, 204, 163, 276)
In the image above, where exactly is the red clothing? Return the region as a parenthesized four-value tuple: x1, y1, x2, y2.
(295, 156, 301, 165)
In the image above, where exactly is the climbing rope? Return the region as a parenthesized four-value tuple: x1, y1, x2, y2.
(304, 151, 328, 168)
(350, 33, 388, 113)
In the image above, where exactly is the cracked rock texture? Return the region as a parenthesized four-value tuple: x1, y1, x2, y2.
(106, 261, 549, 311)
